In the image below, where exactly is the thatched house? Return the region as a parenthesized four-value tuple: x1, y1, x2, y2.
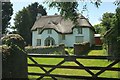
(31, 14, 95, 47)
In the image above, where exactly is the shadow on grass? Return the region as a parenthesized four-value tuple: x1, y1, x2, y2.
(91, 45, 103, 50)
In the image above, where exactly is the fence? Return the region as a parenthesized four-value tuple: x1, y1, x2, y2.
(28, 54, 120, 80)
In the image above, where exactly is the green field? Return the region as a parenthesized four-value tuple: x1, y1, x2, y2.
(28, 48, 120, 79)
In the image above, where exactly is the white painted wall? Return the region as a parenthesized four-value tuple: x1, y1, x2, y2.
(32, 28, 95, 47)
(32, 29, 59, 46)
(89, 29, 95, 46)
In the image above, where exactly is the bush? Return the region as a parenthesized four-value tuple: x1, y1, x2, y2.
(2, 34, 27, 78)
(2, 34, 25, 49)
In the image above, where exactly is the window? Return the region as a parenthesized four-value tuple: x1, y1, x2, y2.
(38, 29, 42, 34)
(48, 29, 52, 34)
(62, 35, 65, 40)
(37, 39, 41, 46)
(78, 28, 82, 34)
(75, 36, 83, 43)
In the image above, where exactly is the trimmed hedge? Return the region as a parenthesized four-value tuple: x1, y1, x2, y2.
(2, 34, 27, 78)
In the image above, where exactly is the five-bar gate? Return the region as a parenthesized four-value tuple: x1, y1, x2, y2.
(28, 54, 120, 80)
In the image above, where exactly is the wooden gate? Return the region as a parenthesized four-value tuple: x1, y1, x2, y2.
(28, 54, 120, 80)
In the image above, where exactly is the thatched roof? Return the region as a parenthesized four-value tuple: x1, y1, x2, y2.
(31, 15, 95, 34)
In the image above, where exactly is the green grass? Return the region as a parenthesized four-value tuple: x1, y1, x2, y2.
(28, 48, 120, 79)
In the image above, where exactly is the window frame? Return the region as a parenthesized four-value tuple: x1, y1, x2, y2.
(75, 36, 84, 43)
(36, 39, 41, 46)
(78, 28, 82, 34)
(62, 34, 65, 40)
(48, 29, 52, 34)
(38, 29, 42, 34)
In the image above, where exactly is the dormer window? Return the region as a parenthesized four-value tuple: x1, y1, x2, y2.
(78, 28, 82, 34)
(38, 29, 42, 34)
(48, 29, 52, 34)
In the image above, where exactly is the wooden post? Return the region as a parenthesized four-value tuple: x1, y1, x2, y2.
(74, 43, 83, 55)
(0, 48, 2, 80)
(0, 1, 2, 80)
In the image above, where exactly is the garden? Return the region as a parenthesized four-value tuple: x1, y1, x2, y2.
(1, 34, 120, 79)
(28, 47, 120, 79)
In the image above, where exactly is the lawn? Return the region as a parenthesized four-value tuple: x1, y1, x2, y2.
(28, 48, 120, 79)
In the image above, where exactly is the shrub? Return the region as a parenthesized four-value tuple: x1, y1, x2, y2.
(2, 34, 27, 78)
(2, 34, 25, 49)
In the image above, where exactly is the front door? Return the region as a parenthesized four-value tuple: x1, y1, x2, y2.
(45, 37, 55, 46)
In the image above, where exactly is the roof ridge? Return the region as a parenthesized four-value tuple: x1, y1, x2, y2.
(41, 15, 61, 18)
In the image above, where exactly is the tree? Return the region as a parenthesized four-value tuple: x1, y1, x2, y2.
(14, 2, 47, 45)
(2, 2, 13, 34)
(93, 12, 116, 35)
(93, 24, 103, 34)
(101, 12, 115, 30)
(48, 2, 79, 24)
(45, 0, 102, 25)
(115, 7, 120, 54)
(46, 0, 120, 25)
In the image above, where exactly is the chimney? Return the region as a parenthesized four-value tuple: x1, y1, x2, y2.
(36, 13, 42, 20)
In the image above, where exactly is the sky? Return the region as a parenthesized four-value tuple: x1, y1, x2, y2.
(10, 0, 118, 27)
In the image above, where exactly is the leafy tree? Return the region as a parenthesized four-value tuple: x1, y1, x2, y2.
(2, 2, 13, 34)
(101, 12, 115, 30)
(93, 24, 102, 34)
(48, 2, 79, 24)
(14, 2, 47, 45)
(46, 0, 120, 25)
(45, 0, 102, 25)
(115, 7, 120, 54)
(94, 12, 116, 35)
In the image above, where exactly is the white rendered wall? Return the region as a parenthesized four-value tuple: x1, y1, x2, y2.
(32, 28, 95, 47)
(32, 29, 59, 46)
(58, 28, 92, 47)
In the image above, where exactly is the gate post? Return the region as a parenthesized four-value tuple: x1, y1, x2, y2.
(2, 34, 28, 79)
(0, 48, 2, 80)
(0, 1, 2, 79)
(74, 43, 83, 55)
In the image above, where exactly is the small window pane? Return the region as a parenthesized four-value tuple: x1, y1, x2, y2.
(75, 36, 83, 43)
(37, 39, 41, 46)
(62, 35, 65, 40)
(38, 29, 41, 34)
(78, 28, 82, 34)
(48, 29, 52, 34)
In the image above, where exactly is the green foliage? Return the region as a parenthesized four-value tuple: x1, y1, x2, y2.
(2, 34, 25, 49)
(115, 7, 120, 54)
(45, 1, 102, 25)
(114, 0, 120, 6)
(48, 2, 79, 25)
(93, 24, 102, 34)
(14, 2, 47, 45)
(101, 12, 115, 30)
(65, 48, 74, 55)
(94, 12, 116, 35)
(2, 2, 13, 34)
